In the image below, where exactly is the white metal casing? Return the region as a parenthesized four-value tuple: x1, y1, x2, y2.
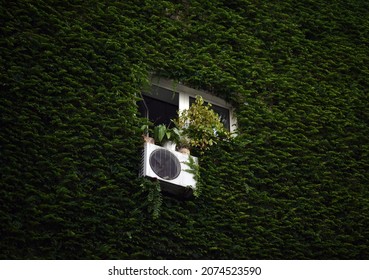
(141, 142, 197, 193)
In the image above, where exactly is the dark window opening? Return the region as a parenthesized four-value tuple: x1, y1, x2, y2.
(138, 86, 179, 127)
(138, 85, 231, 131)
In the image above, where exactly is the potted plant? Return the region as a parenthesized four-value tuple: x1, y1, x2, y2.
(141, 122, 181, 150)
(174, 95, 230, 152)
(176, 133, 191, 155)
(152, 124, 180, 150)
(141, 124, 154, 144)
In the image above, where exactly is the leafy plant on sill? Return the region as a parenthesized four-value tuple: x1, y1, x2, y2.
(175, 95, 230, 152)
(153, 124, 180, 146)
(141, 123, 180, 146)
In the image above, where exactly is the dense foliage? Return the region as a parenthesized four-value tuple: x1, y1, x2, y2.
(1, 0, 368, 259)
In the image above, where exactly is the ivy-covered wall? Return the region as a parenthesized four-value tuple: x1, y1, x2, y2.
(1, 0, 368, 259)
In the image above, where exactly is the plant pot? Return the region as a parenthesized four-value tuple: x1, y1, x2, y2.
(178, 147, 190, 155)
(142, 135, 155, 144)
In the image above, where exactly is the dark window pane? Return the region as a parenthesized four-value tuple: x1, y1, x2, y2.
(139, 87, 179, 127)
(144, 85, 179, 105)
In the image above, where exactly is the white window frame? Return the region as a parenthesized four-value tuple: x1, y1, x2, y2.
(150, 76, 237, 132)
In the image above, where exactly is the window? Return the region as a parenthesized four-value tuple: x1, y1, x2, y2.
(138, 76, 237, 132)
(138, 85, 178, 127)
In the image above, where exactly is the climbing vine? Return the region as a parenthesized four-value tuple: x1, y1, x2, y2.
(1, 0, 368, 259)
(140, 179, 163, 220)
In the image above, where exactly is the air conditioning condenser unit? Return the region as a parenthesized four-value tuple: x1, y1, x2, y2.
(141, 142, 198, 198)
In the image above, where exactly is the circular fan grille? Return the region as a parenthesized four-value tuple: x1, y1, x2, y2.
(149, 149, 181, 180)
